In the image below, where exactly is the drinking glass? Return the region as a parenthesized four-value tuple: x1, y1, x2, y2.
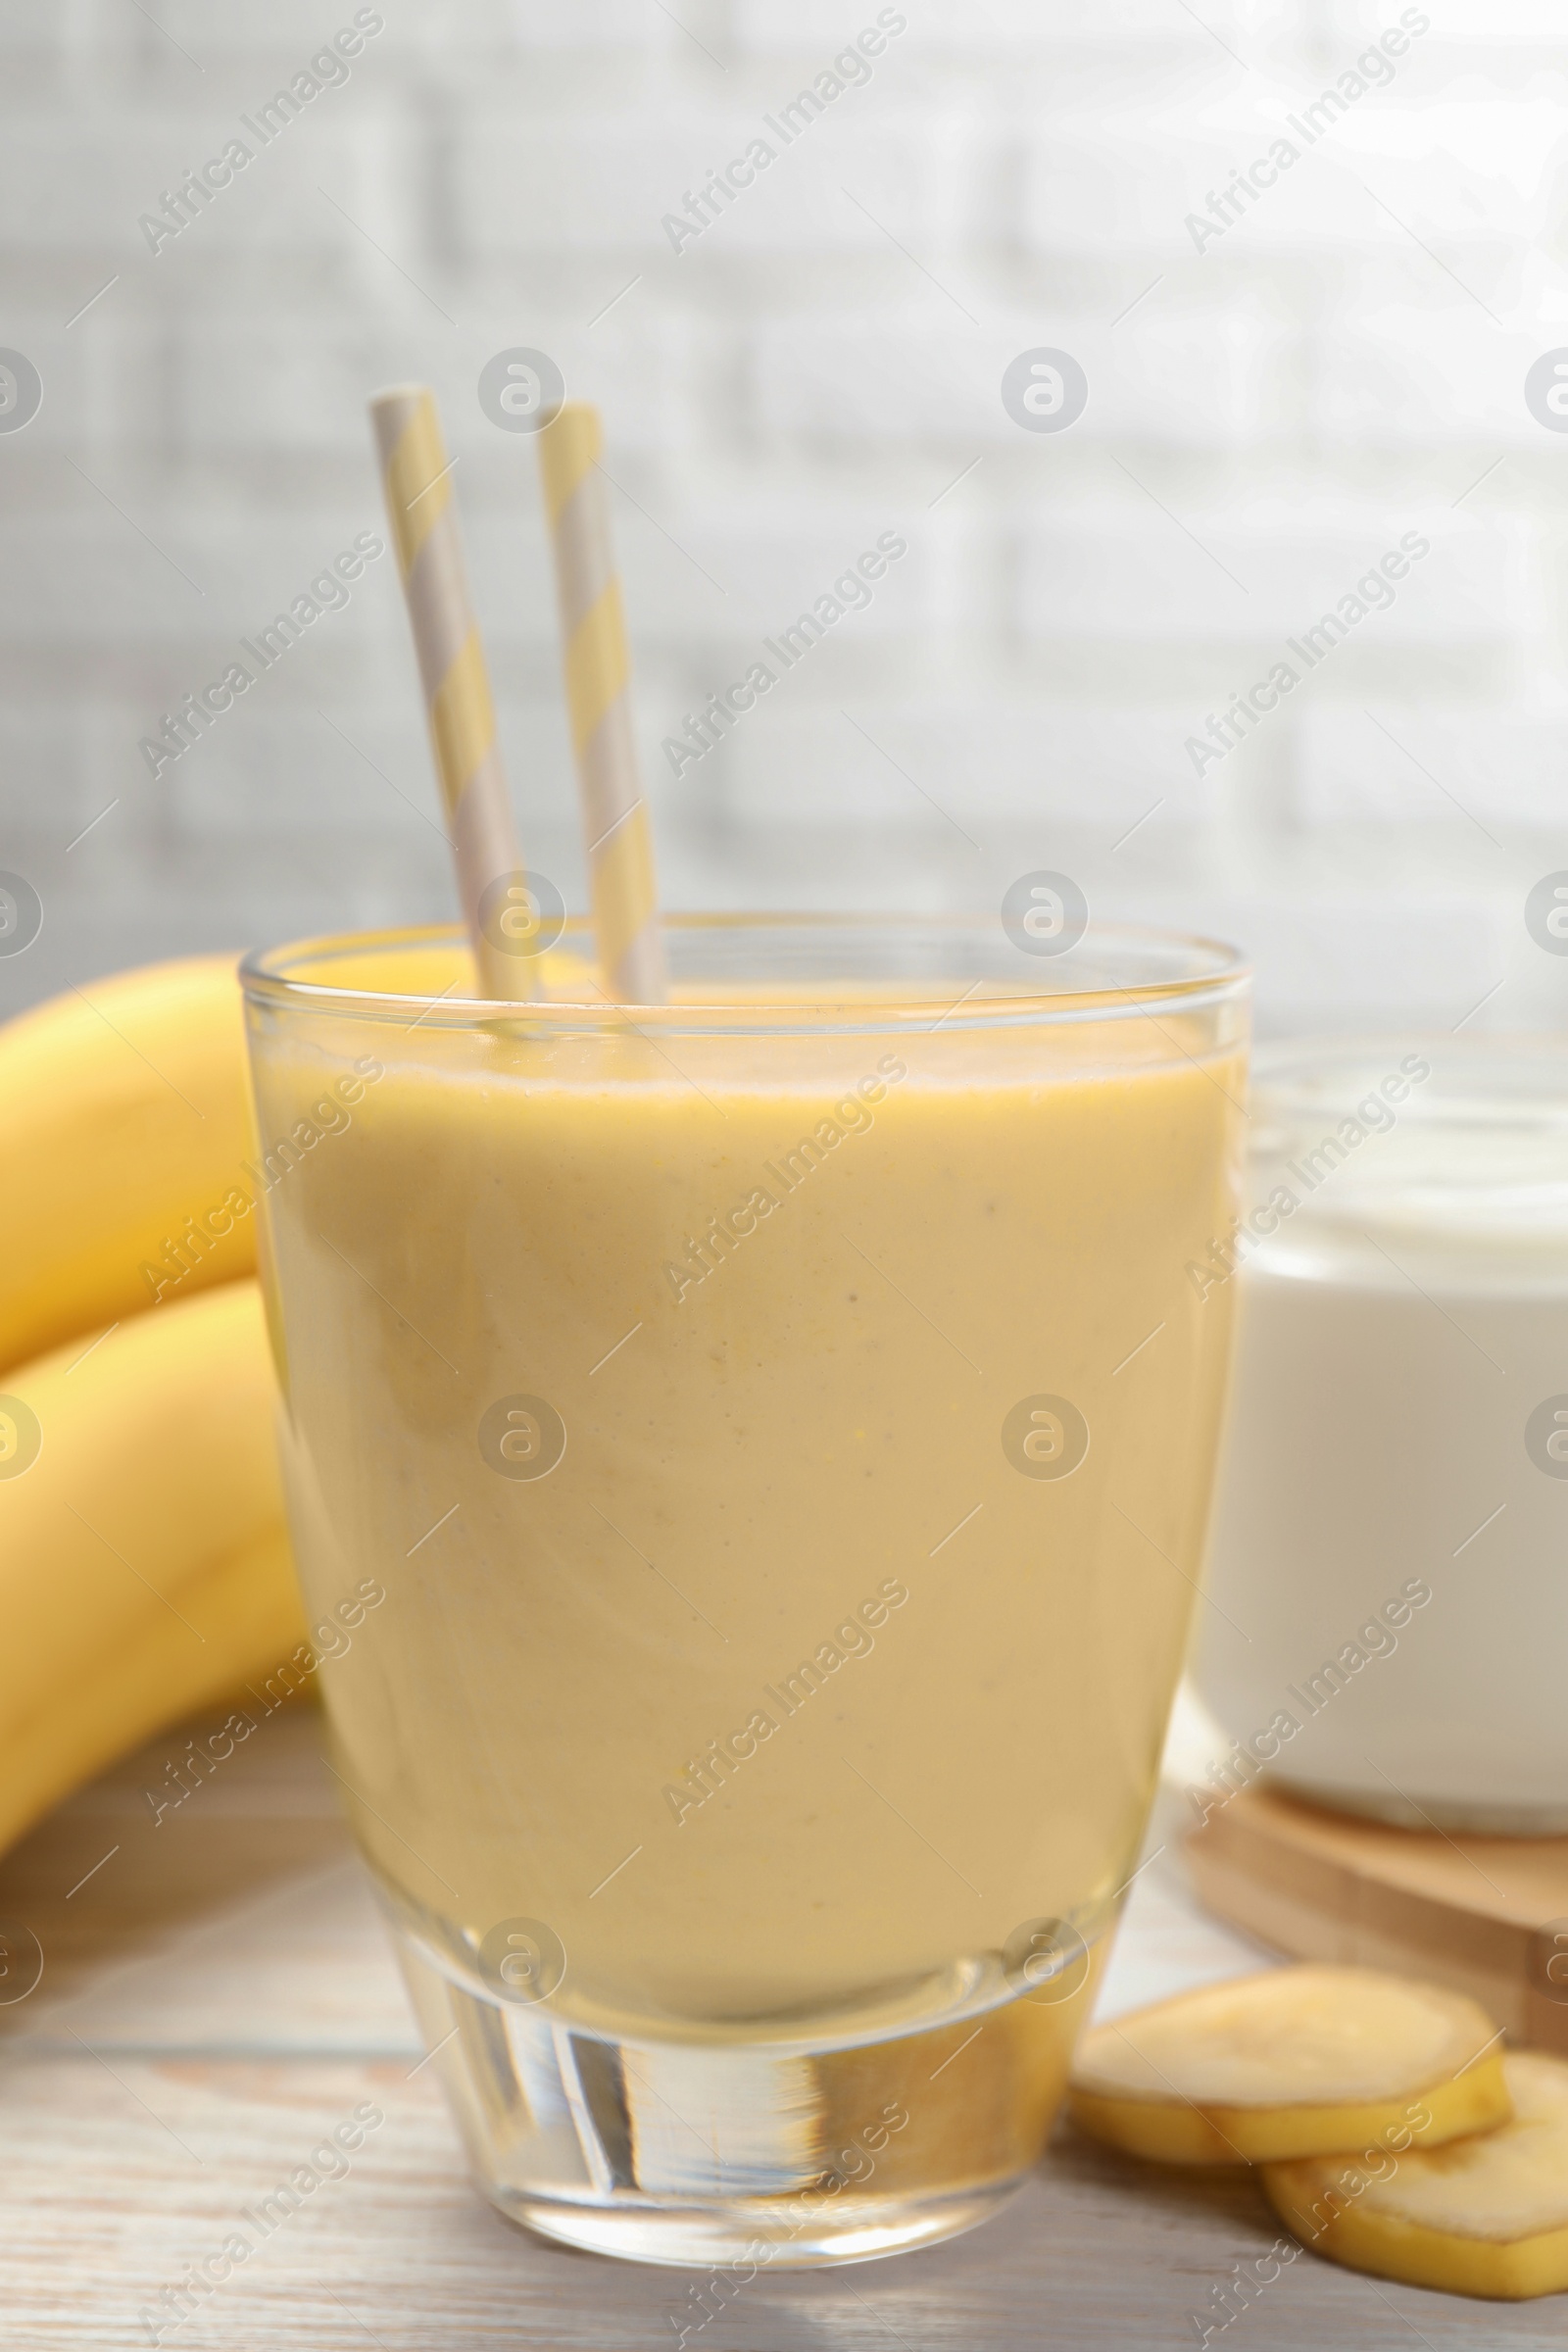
(1193, 1034, 1568, 1835)
(241, 914, 1248, 2268)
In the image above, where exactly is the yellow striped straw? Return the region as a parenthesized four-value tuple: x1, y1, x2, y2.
(368, 384, 538, 1004)
(536, 402, 666, 1006)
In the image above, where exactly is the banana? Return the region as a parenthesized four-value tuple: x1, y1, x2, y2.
(0, 954, 257, 1377)
(1265, 2052, 1568, 2300)
(1068, 1966, 1511, 2165)
(0, 1280, 305, 1855)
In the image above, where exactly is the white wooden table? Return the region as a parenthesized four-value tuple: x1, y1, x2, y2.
(0, 1701, 1552, 2349)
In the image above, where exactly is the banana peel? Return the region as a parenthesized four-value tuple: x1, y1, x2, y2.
(0, 954, 256, 1377)
(0, 1281, 306, 1855)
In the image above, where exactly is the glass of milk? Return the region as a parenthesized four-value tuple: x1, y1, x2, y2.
(1191, 1035, 1568, 1836)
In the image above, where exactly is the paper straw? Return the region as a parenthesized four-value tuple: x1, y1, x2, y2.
(369, 384, 538, 1004)
(536, 403, 666, 1006)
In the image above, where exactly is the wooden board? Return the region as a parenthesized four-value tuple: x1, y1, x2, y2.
(1187, 1782, 1568, 2048)
(1, 1712, 1565, 2347)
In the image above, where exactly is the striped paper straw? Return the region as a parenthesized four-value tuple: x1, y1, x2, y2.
(536, 403, 666, 1005)
(369, 384, 538, 1004)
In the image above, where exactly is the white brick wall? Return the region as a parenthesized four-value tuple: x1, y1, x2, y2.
(753, 304, 1296, 446)
(0, 0, 1566, 1041)
(721, 704, 1224, 827)
(1329, 1, 1568, 42)
(1314, 301, 1564, 445)
(1017, 514, 1534, 645)
(735, 0, 1250, 49)
(1295, 705, 1568, 826)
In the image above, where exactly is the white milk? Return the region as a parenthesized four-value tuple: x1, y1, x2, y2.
(1190, 1038, 1568, 1834)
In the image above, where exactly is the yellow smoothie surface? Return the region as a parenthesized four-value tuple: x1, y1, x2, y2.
(247, 951, 1244, 2034)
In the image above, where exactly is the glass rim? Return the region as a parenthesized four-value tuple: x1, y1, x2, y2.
(240, 916, 1250, 1035)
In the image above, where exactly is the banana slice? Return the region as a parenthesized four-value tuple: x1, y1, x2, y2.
(1068, 1965, 1510, 2164)
(1264, 2052, 1568, 2300)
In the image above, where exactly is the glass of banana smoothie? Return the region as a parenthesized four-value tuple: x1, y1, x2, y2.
(241, 915, 1248, 2269)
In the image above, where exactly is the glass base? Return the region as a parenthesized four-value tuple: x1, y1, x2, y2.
(387, 1896, 1097, 2271)
(492, 2179, 1019, 2270)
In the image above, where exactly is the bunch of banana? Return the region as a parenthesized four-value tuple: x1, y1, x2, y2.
(0, 956, 306, 1857)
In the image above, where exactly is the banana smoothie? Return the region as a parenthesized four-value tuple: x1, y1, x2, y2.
(243, 921, 1246, 2249)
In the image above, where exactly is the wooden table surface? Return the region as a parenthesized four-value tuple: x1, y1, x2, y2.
(0, 1700, 1555, 2350)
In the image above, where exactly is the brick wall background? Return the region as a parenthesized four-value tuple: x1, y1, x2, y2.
(3, 0, 1568, 1034)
